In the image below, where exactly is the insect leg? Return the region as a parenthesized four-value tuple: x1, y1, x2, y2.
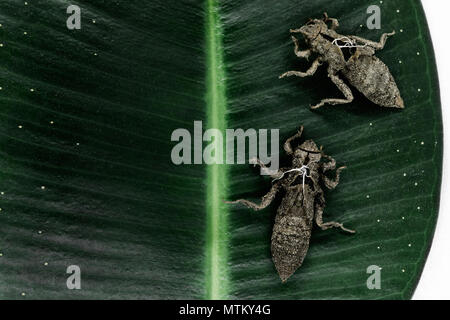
(279, 58, 322, 79)
(290, 27, 303, 33)
(250, 157, 283, 179)
(283, 126, 304, 155)
(323, 166, 346, 190)
(290, 36, 311, 59)
(349, 31, 395, 50)
(321, 154, 336, 172)
(315, 202, 355, 233)
(225, 185, 280, 211)
(323, 12, 339, 30)
(311, 72, 354, 109)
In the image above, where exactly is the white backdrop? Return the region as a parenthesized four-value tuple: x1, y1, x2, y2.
(413, 0, 449, 300)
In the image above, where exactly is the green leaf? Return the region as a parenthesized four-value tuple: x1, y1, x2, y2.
(0, 0, 442, 299)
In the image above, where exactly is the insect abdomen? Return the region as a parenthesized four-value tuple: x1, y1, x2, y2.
(271, 188, 314, 282)
(344, 54, 404, 108)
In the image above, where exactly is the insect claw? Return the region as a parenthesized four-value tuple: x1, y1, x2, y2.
(342, 226, 356, 234)
(249, 157, 260, 167)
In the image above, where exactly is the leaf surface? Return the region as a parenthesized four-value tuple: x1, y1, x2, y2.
(0, 0, 442, 299)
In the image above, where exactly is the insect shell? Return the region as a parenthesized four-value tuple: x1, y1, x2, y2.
(280, 13, 404, 110)
(227, 127, 355, 282)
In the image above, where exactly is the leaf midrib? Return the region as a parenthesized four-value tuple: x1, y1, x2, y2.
(205, 0, 229, 300)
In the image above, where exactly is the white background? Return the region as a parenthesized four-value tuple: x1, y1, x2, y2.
(413, 0, 449, 300)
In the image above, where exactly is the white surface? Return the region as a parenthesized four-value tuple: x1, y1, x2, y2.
(413, 0, 450, 300)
